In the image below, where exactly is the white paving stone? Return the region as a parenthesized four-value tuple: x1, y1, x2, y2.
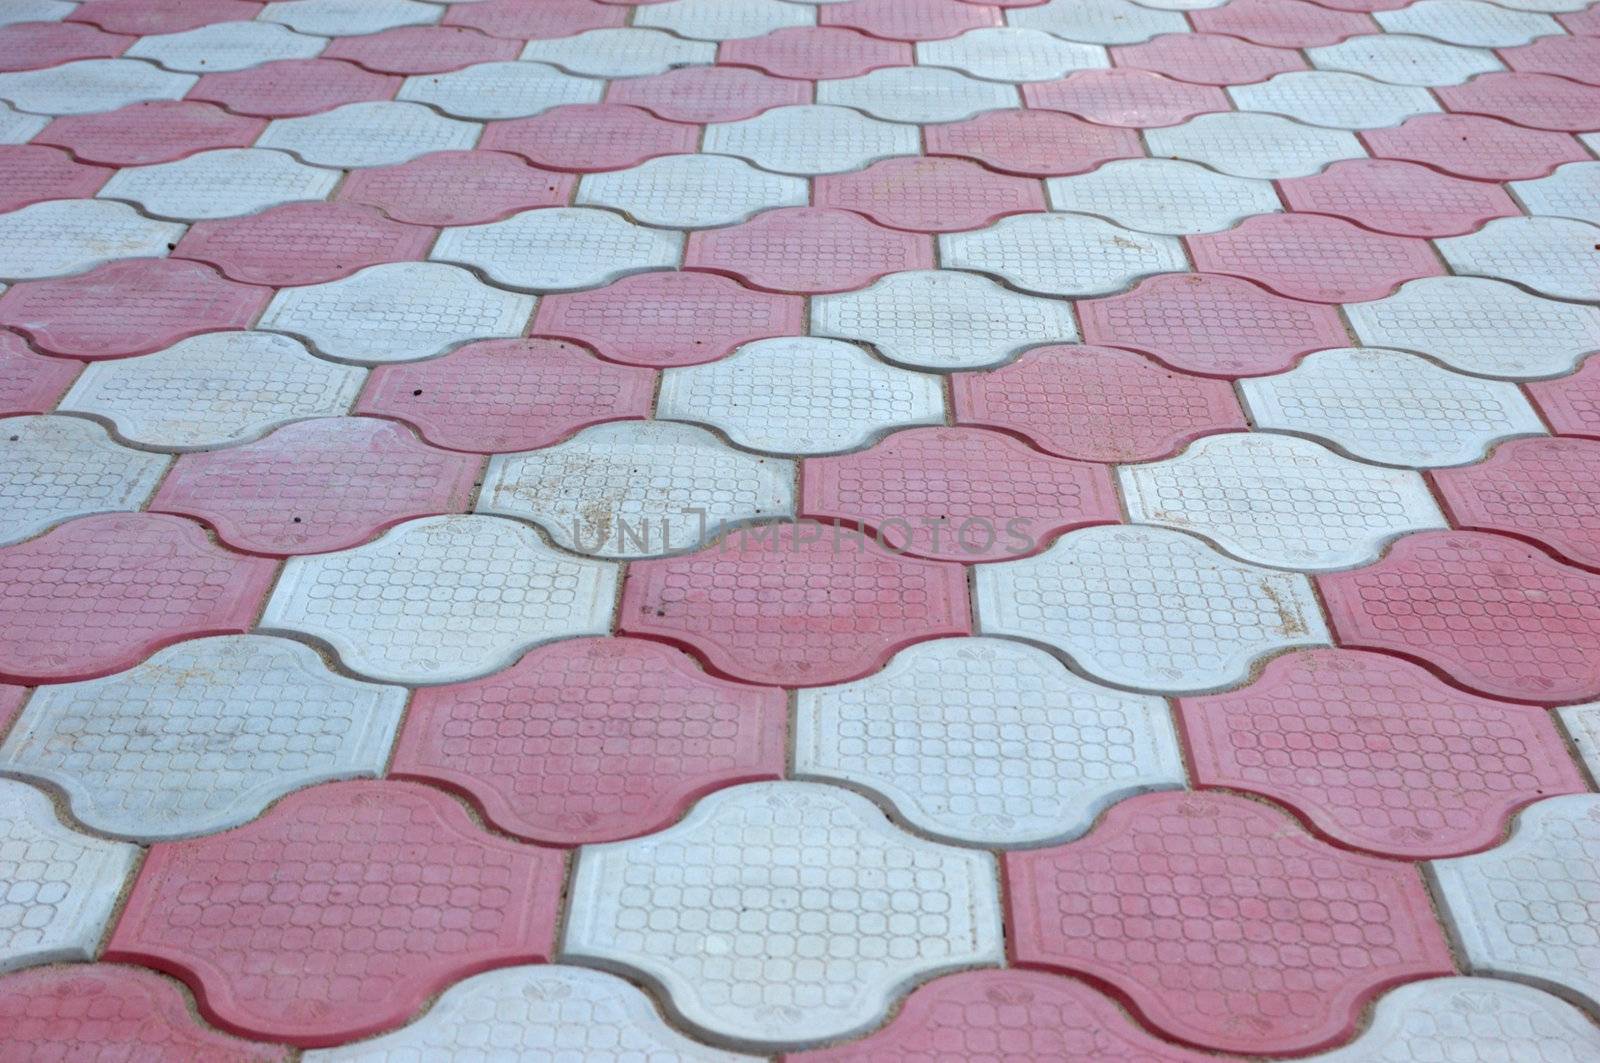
(58, 332, 365, 449)
(260, 0, 441, 36)
(0, 415, 168, 546)
(1489, 0, 1595, 10)
(261, 514, 619, 684)
(578, 155, 807, 228)
(306, 965, 758, 1063)
(1008, 0, 1189, 45)
(1376, 0, 1562, 47)
(1121, 432, 1445, 570)
(257, 101, 480, 168)
(431, 207, 682, 292)
(704, 105, 920, 175)
(1145, 112, 1367, 179)
(0, 636, 404, 842)
(1431, 795, 1600, 1013)
(397, 61, 603, 120)
(976, 524, 1330, 691)
(915, 28, 1109, 83)
(519, 29, 719, 77)
(1514, 162, 1600, 225)
(0, 102, 47, 144)
(1347, 277, 1600, 379)
(478, 421, 795, 559)
(1046, 159, 1280, 235)
(1241, 347, 1546, 467)
(0, 778, 137, 974)
(795, 638, 1185, 848)
(124, 21, 328, 73)
(0, 199, 184, 280)
(564, 780, 1003, 1049)
(1439, 217, 1600, 301)
(634, 0, 815, 41)
(1230, 71, 1440, 129)
(1308, 34, 1504, 86)
(0, 59, 195, 116)
(259, 262, 535, 363)
(1557, 704, 1600, 782)
(98, 147, 339, 220)
(940, 213, 1187, 297)
(817, 67, 1018, 124)
(1309, 977, 1600, 1063)
(812, 269, 1079, 370)
(657, 337, 944, 455)
(0, 0, 72, 27)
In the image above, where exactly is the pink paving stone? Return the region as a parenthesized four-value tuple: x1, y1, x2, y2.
(390, 637, 788, 846)
(620, 530, 971, 687)
(323, 26, 522, 75)
(1004, 790, 1455, 1056)
(480, 104, 698, 173)
(534, 271, 804, 368)
(800, 425, 1121, 562)
(605, 66, 810, 123)
(0, 513, 276, 685)
(1527, 358, 1600, 438)
(1501, 37, 1600, 87)
(1437, 73, 1600, 134)
(1190, 0, 1376, 48)
(355, 337, 655, 453)
(1111, 33, 1308, 87)
(151, 417, 481, 556)
(0, 20, 130, 72)
(924, 109, 1144, 177)
(1278, 159, 1519, 238)
(103, 780, 566, 1049)
(35, 100, 266, 166)
(0, 259, 269, 360)
(790, 970, 1216, 1063)
(819, 0, 1002, 41)
(813, 156, 1047, 232)
(442, 0, 627, 40)
(338, 150, 574, 227)
(174, 202, 436, 286)
(1561, 8, 1600, 35)
(1432, 437, 1600, 572)
(1361, 113, 1589, 181)
(68, 0, 263, 35)
(0, 145, 111, 213)
(953, 344, 1248, 461)
(1077, 273, 1349, 377)
(1319, 530, 1600, 704)
(1187, 213, 1443, 304)
(189, 59, 402, 119)
(718, 26, 912, 80)
(0, 330, 78, 416)
(1178, 648, 1589, 860)
(1023, 70, 1232, 128)
(684, 208, 935, 295)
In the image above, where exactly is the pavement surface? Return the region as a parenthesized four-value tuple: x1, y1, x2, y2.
(1, 0, 1599, 1059)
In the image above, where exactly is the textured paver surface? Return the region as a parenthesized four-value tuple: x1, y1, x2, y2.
(1, 0, 1599, 1057)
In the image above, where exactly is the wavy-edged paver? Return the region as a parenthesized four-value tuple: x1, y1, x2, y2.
(604, 64, 808, 122)
(432, 206, 682, 292)
(817, 66, 1017, 123)
(174, 202, 434, 287)
(518, 28, 717, 77)
(1025, 69, 1230, 127)
(1111, 31, 1307, 85)
(942, 212, 1185, 297)
(633, 0, 815, 42)
(0, 414, 167, 546)
(1528, 357, 1600, 438)
(719, 24, 911, 79)
(0, 21, 132, 73)
(1190, 212, 1441, 302)
(1363, 112, 1588, 180)
(98, 147, 338, 219)
(578, 153, 807, 228)
(1004, 790, 1455, 1054)
(0, 144, 110, 212)
(1190, 0, 1377, 48)
(0, 198, 181, 281)
(1376, 1, 1561, 47)
(704, 104, 921, 175)
(821, 0, 1000, 42)
(1145, 112, 1367, 179)
(397, 60, 601, 120)
(1279, 157, 1518, 236)
(1309, 32, 1503, 85)
(337, 149, 573, 226)
(564, 780, 1002, 1048)
(1433, 437, 1600, 569)
(257, 100, 480, 167)
(1438, 71, 1600, 132)
(36, 99, 264, 165)
(1502, 33, 1600, 86)
(0, 331, 77, 416)
(918, 26, 1107, 80)
(0, 58, 195, 115)
(443, 0, 626, 41)
(813, 156, 1046, 233)
(391, 636, 785, 845)
(104, 779, 565, 1048)
(125, 20, 326, 73)
(925, 108, 1143, 176)
(1514, 161, 1600, 226)
(1045, 158, 1279, 235)
(0, 635, 405, 840)
(1008, 0, 1188, 44)
(322, 24, 521, 74)
(686, 207, 931, 294)
(69, 0, 264, 35)
(1439, 216, 1600, 301)
(188, 58, 401, 119)
(481, 103, 699, 172)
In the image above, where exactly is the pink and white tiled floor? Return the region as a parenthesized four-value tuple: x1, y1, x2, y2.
(1, 0, 1599, 1058)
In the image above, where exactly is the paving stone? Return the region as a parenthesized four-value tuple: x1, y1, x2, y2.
(68, 0, 264, 35)
(519, 28, 718, 76)
(0, 258, 269, 360)
(260, 0, 441, 36)
(605, 65, 809, 123)
(1145, 112, 1367, 178)
(814, 157, 1045, 233)
(1439, 217, 1600, 301)
(1110, 32, 1307, 85)
(578, 154, 806, 228)
(1231, 70, 1441, 129)
(1189, 212, 1442, 302)
(0, 199, 183, 282)
(262, 514, 618, 684)
(305, 965, 757, 1062)
(942, 212, 1186, 297)
(1433, 437, 1600, 569)
(390, 636, 786, 845)
(397, 60, 601, 120)
(1528, 357, 1600, 437)
(1440, 71, 1600, 132)
(98, 147, 338, 220)
(259, 261, 534, 364)
(480, 420, 794, 558)
(0, 22, 129, 72)
(564, 780, 1002, 1047)
(124, 20, 326, 73)
(0, 635, 405, 840)
(1046, 159, 1279, 235)
(657, 336, 944, 454)
(1004, 791, 1454, 1054)
(34, 100, 266, 165)
(0, 331, 77, 417)
(1008, 0, 1188, 44)
(0, 965, 291, 1063)
(924, 108, 1143, 176)
(1514, 161, 1600, 224)
(1377, 0, 1560, 46)
(188, 57, 401, 118)
(174, 202, 433, 287)
(433, 207, 681, 291)
(817, 66, 1017, 122)
(687, 207, 931, 293)
(1502, 33, 1600, 85)
(821, 0, 999, 41)
(0, 59, 195, 115)
(0, 414, 167, 546)
(1347, 276, 1600, 379)
(1191, 0, 1378, 48)
(0, 145, 110, 212)
(443, 0, 628, 41)
(719, 24, 911, 78)
(482, 102, 699, 172)
(705, 104, 921, 174)
(1279, 157, 1519, 236)
(337, 149, 573, 226)
(1559, 704, 1600, 781)
(60, 331, 364, 449)
(1431, 794, 1600, 1012)
(0, 512, 275, 685)
(0, 0, 74, 27)
(0, 778, 138, 973)
(634, 0, 816, 41)
(1024, 69, 1230, 127)
(1363, 112, 1588, 180)
(1309, 32, 1503, 84)
(322, 25, 521, 74)
(917, 26, 1106, 80)
(0, 102, 46, 144)
(104, 779, 565, 1047)
(257, 100, 480, 167)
